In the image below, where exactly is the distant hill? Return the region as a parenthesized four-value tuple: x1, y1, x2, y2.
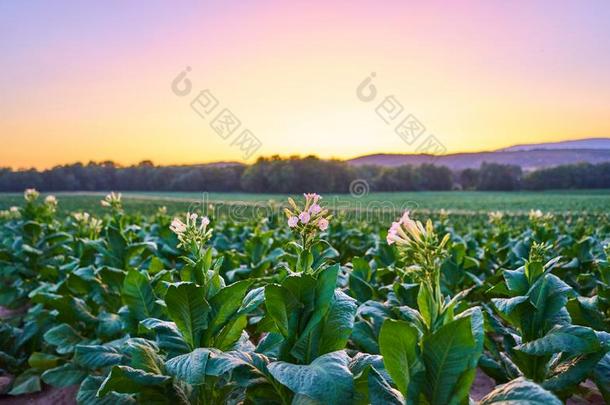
(498, 137, 610, 152)
(348, 138, 610, 170)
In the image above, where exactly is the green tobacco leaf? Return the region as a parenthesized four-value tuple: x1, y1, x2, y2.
(289, 265, 340, 361)
(268, 351, 354, 405)
(453, 308, 485, 400)
(592, 352, 610, 402)
(238, 286, 265, 314)
(492, 296, 528, 317)
(76, 376, 136, 405)
(353, 365, 403, 405)
(205, 350, 250, 377)
(41, 363, 87, 387)
(107, 226, 127, 259)
(31, 293, 96, 325)
(123, 338, 164, 375)
(139, 318, 190, 355)
(479, 377, 561, 405)
(422, 316, 476, 405)
(349, 257, 374, 302)
(317, 290, 357, 356)
(352, 321, 379, 354)
(379, 319, 420, 396)
(543, 351, 606, 393)
(503, 268, 529, 295)
(165, 348, 210, 385)
(206, 280, 252, 342)
(122, 269, 162, 320)
(44, 323, 83, 354)
(165, 282, 210, 349)
(8, 370, 41, 396)
(74, 345, 123, 369)
(417, 284, 435, 329)
(566, 296, 607, 331)
(28, 352, 60, 370)
(523, 274, 572, 337)
(265, 284, 298, 338)
(97, 365, 170, 397)
(515, 325, 600, 355)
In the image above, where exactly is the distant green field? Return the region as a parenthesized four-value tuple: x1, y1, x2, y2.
(1, 190, 610, 216)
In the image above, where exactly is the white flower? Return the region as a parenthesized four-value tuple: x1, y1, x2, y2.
(24, 188, 39, 202)
(170, 218, 187, 235)
(45, 195, 57, 206)
(73, 212, 91, 222)
(170, 212, 213, 249)
(101, 192, 122, 209)
(488, 211, 504, 223)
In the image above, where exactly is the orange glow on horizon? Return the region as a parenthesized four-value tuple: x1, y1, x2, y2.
(1, 1, 610, 170)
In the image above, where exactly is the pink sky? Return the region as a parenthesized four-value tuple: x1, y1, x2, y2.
(1, 0, 609, 169)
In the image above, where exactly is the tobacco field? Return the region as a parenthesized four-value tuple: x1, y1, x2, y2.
(0, 190, 609, 404)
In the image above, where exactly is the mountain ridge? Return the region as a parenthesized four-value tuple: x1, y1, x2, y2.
(346, 138, 610, 170)
(497, 137, 610, 152)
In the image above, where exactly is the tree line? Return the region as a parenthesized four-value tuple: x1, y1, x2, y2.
(1, 157, 609, 192)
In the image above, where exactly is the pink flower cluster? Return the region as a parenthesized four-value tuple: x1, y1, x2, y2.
(285, 193, 330, 232)
(387, 210, 422, 246)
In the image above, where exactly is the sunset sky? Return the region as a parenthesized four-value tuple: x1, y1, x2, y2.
(1, 0, 609, 169)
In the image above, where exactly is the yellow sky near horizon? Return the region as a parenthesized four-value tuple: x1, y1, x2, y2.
(1, 1, 610, 170)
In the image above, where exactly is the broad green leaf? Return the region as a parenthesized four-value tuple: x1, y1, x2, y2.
(165, 348, 210, 385)
(543, 351, 606, 392)
(74, 345, 123, 368)
(522, 274, 572, 339)
(352, 321, 379, 354)
(317, 290, 357, 355)
(379, 319, 419, 396)
(515, 325, 600, 355)
(76, 376, 136, 405)
(139, 318, 190, 355)
(205, 350, 250, 377)
(265, 284, 298, 337)
(123, 338, 164, 375)
(422, 316, 476, 405)
(122, 269, 162, 320)
(290, 265, 341, 361)
(206, 280, 252, 342)
(479, 377, 561, 405)
(44, 323, 83, 354)
(592, 352, 610, 402)
(566, 296, 607, 331)
(31, 293, 96, 325)
(28, 352, 60, 370)
(97, 365, 170, 397)
(238, 286, 265, 314)
(417, 284, 435, 328)
(491, 296, 528, 318)
(268, 351, 354, 405)
(453, 308, 485, 400)
(503, 268, 529, 295)
(353, 365, 403, 405)
(165, 283, 209, 349)
(42, 363, 87, 387)
(8, 371, 41, 395)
